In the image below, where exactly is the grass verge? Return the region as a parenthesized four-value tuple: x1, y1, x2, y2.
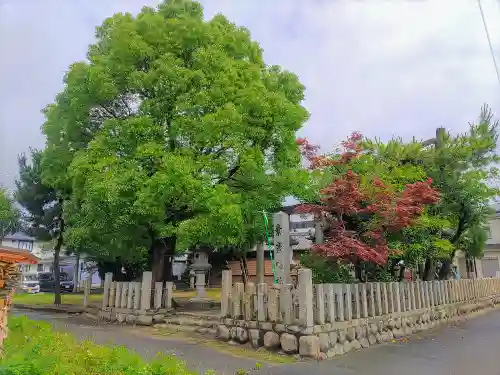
(13, 288, 222, 306)
(1, 315, 213, 374)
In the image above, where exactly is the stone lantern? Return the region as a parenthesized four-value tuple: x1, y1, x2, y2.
(190, 248, 212, 300)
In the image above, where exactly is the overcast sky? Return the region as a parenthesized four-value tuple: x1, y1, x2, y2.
(1, 0, 500, 189)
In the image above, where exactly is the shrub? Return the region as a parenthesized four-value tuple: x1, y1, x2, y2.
(0, 315, 203, 375)
(300, 253, 353, 284)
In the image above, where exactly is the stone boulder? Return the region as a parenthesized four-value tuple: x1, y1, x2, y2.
(235, 327, 248, 344)
(318, 333, 330, 352)
(263, 331, 280, 349)
(281, 333, 298, 354)
(299, 335, 320, 358)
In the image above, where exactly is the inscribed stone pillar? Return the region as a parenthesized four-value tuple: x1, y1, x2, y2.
(393, 283, 402, 313)
(83, 272, 92, 308)
(369, 283, 376, 317)
(154, 282, 163, 309)
(360, 283, 368, 318)
(324, 283, 336, 323)
(140, 271, 153, 311)
(257, 282, 268, 321)
(381, 283, 389, 314)
(353, 283, 361, 318)
(220, 270, 232, 318)
(109, 282, 116, 308)
(281, 284, 293, 325)
(374, 283, 382, 316)
(133, 281, 141, 310)
(298, 268, 314, 328)
(315, 284, 325, 324)
(273, 212, 291, 286)
(115, 282, 123, 309)
(102, 272, 113, 308)
(121, 282, 129, 308)
(164, 282, 173, 309)
(335, 284, 345, 321)
(344, 284, 353, 320)
(409, 282, 416, 310)
(267, 286, 280, 322)
(232, 283, 244, 319)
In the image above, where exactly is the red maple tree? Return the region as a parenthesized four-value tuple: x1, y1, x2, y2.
(295, 133, 440, 266)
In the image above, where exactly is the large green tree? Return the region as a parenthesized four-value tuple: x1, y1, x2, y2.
(15, 150, 64, 304)
(421, 107, 500, 279)
(42, 0, 308, 281)
(0, 188, 19, 240)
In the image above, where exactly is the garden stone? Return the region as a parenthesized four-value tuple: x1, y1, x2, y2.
(281, 333, 298, 354)
(299, 336, 320, 358)
(338, 329, 347, 343)
(368, 334, 377, 345)
(263, 331, 280, 349)
(343, 340, 352, 353)
(236, 327, 248, 343)
(359, 337, 370, 348)
(346, 327, 356, 341)
(327, 343, 344, 358)
(319, 333, 330, 352)
(329, 330, 338, 345)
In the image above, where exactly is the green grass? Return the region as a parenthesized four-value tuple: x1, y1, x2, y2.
(13, 288, 222, 306)
(13, 292, 103, 305)
(3, 315, 206, 374)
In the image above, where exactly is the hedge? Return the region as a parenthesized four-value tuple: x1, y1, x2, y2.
(0, 315, 211, 375)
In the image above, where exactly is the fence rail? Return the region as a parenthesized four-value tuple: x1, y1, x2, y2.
(221, 269, 500, 326)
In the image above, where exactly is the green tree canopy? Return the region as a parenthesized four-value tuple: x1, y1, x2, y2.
(42, 0, 308, 281)
(15, 149, 65, 304)
(0, 188, 19, 240)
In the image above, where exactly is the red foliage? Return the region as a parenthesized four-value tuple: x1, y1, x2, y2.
(295, 133, 440, 265)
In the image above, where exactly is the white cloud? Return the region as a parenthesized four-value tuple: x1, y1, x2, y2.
(0, 0, 499, 187)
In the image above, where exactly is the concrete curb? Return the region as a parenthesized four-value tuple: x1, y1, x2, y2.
(13, 303, 88, 314)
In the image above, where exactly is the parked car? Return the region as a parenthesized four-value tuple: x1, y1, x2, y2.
(38, 272, 74, 292)
(21, 273, 40, 294)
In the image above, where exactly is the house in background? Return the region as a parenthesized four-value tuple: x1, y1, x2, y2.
(0, 232, 102, 288)
(455, 205, 500, 279)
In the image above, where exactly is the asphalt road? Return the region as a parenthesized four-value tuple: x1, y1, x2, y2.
(12, 308, 500, 375)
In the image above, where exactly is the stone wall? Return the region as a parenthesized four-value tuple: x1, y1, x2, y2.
(97, 271, 173, 326)
(217, 269, 500, 358)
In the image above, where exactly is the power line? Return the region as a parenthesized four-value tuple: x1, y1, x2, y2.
(478, 0, 500, 85)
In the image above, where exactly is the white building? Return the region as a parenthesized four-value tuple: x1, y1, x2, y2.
(456, 206, 500, 278)
(1, 232, 102, 288)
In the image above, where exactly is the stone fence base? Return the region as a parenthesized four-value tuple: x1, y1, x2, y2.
(98, 307, 171, 326)
(217, 295, 500, 359)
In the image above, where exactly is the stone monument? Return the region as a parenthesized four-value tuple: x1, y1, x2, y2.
(273, 211, 292, 285)
(189, 248, 212, 301)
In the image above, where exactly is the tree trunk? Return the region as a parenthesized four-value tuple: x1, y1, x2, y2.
(152, 241, 166, 283)
(422, 258, 434, 281)
(256, 243, 265, 284)
(354, 262, 364, 282)
(438, 259, 452, 280)
(73, 253, 80, 293)
(53, 232, 63, 305)
(239, 255, 249, 284)
(398, 265, 406, 281)
(151, 236, 176, 283)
